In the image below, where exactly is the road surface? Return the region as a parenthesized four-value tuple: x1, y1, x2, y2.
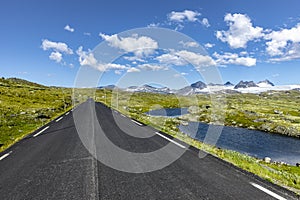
(0, 100, 297, 199)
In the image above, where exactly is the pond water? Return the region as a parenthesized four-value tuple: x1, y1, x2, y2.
(146, 107, 189, 117)
(147, 108, 300, 165)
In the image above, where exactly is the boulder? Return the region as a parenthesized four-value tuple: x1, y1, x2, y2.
(264, 157, 271, 163)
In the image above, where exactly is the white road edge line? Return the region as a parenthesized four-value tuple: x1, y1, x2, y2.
(56, 117, 63, 122)
(65, 112, 70, 115)
(131, 119, 143, 126)
(155, 132, 186, 149)
(33, 126, 49, 137)
(121, 114, 126, 117)
(250, 182, 287, 200)
(0, 151, 12, 161)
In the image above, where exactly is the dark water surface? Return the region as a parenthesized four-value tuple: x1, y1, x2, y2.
(148, 108, 300, 165)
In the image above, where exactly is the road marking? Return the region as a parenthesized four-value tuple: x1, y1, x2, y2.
(250, 182, 286, 200)
(33, 126, 49, 137)
(0, 151, 12, 161)
(56, 117, 63, 122)
(131, 119, 143, 126)
(65, 112, 70, 115)
(121, 114, 126, 117)
(155, 132, 186, 149)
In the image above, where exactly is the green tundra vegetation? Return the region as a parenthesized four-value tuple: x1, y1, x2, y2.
(0, 78, 73, 151)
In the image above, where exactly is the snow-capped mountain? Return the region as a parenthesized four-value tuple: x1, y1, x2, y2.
(224, 81, 234, 86)
(234, 81, 258, 89)
(125, 84, 171, 94)
(257, 79, 275, 87)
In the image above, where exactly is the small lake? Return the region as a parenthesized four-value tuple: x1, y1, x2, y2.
(146, 108, 189, 117)
(147, 108, 300, 165)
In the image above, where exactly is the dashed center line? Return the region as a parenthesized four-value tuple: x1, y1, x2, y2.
(33, 126, 49, 137)
(0, 151, 12, 161)
(155, 132, 186, 149)
(131, 119, 143, 126)
(250, 182, 286, 200)
(56, 117, 63, 122)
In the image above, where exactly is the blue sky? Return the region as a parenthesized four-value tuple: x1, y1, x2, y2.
(1, 0, 300, 88)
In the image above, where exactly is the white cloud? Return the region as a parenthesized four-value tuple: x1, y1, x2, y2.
(174, 50, 216, 67)
(64, 25, 75, 32)
(265, 23, 300, 57)
(49, 51, 63, 63)
(147, 23, 160, 28)
(41, 39, 73, 54)
(123, 55, 146, 62)
(76, 46, 128, 71)
(179, 41, 199, 48)
(216, 13, 264, 49)
(155, 53, 187, 66)
(201, 18, 210, 27)
(138, 64, 168, 71)
(114, 70, 122, 75)
(127, 67, 141, 73)
(213, 52, 256, 67)
(99, 33, 158, 58)
(84, 32, 91, 36)
(76, 46, 98, 66)
(174, 72, 188, 78)
(168, 10, 201, 22)
(204, 43, 215, 48)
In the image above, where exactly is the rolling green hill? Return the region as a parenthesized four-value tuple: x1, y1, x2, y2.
(0, 77, 72, 151)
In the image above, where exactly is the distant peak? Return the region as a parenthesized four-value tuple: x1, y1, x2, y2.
(224, 81, 234, 86)
(234, 81, 258, 89)
(257, 79, 274, 86)
(190, 81, 207, 89)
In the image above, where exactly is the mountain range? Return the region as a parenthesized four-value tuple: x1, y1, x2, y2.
(116, 79, 300, 95)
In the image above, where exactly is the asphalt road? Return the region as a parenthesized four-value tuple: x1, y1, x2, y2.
(0, 100, 297, 200)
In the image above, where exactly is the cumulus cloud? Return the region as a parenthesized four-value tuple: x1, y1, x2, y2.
(201, 18, 210, 27)
(155, 53, 187, 66)
(213, 52, 256, 67)
(168, 10, 201, 22)
(138, 64, 168, 71)
(41, 39, 73, 54)
(174, 50, 216, 67)
(264, 23, 300, 57)
(204, 43, 215, 48)
(179, 41, 199, 48)
(76, 46, 128, 71)
(269, 43, 300, 62)
(99, 33, 158, 58)
(127, 67, 141, 73)
(64, 25, 75, 32)
(216, 13, 264, 49)
(49, 51, 63, 63)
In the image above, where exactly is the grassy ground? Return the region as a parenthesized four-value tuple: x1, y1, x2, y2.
(0, 78, 73, 151)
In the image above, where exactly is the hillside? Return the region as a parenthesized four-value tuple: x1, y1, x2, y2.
(0, 77, 72, 151)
